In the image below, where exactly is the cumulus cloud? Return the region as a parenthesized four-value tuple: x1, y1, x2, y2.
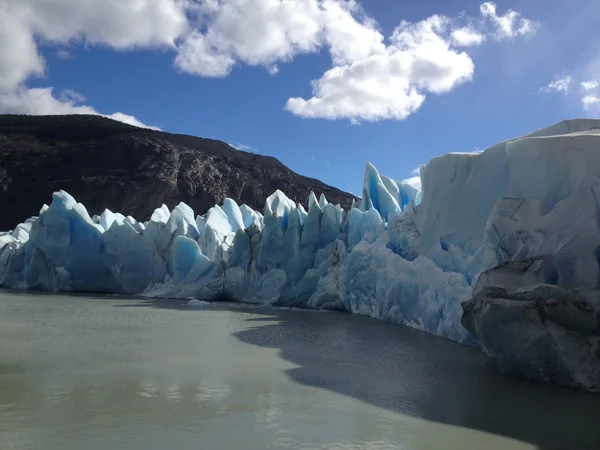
(0, 0, 182, 126)
(403, 176, 422, 190)
(174, 31, 236, 77)
(582, 92, 600, 116)
(173, 1, 538, 122)
(0, 0, 539, 124)
(0, 87, 159, 130)
(14, 0, 187, 50)
(451, 27, 486, 47)
(581, 79, 600, 114)
(540, 74, 600, 116)
(175, 0, 325, 77)
(106, 113, 160, 130)
(285, 2, 537, 122)
(173, 0, 385, 76)
(229, 142, 256, 152)
(402, 166, 423, 190)
(320, 0, 385, 65)
(0, 0, 188, 89)
(480, 2, 538, 39)
(581, 80, 599, 91)
(0, 8, 45, 91)
(284, 14, 476, 122)
(540, 75, 572, 94)
(58, 89, 86, 104)
(55, 49, 73, 60)
(285, 53, 428, 121)
(582, 95, 600, 107)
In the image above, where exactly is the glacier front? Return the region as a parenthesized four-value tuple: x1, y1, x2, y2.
(2, 119, 600, 392)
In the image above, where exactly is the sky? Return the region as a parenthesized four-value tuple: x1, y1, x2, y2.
(1, 0, 599, 196)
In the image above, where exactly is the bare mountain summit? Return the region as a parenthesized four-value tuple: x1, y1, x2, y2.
(0, 115, 355, 230)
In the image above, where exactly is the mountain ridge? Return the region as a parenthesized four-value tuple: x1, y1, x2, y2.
(0, 114, 356, 230)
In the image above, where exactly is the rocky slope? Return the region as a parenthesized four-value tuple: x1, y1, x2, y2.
(0, 115, 355, 230)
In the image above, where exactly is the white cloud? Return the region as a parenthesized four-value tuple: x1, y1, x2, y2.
(0, 87, 95, 115)
(58, 89, 86, 104)
(451, 27, 485, 47)
(285, 53, 427, 121)
(480, 2, 538, 40)
(402, 166, 423, 190)
(175, 0, 325, 76)
(580, 77, 600, 114)
(0, 0, 177, 126)
(541, 74, 600, 116)
(229, 142, 256, 152)
(107, 112, 160, 130)
(0, 0, 188, 89)
(540, 75, 572, 94)
(581, 80, 599, 91)
(582, 95, 600, 107)
(403, 176, 422, 190)
(286, 15, 476, 121)
(285, 3, 537, 122)
(174, 31, 236, 77)
(0, 7, 45, 90)
(0, 87, 159, 130)
(173, 1, 537, 122)
(0, 0, 539, 124)
(15, 0, 187, 49)
(174, 1, 535, 87)
(583, 93, 600, 117)
(173, 0, 385, 76)
(55, 49, 73, 60)
(320, 0, 385, 65)
(581, 77, 600, 114)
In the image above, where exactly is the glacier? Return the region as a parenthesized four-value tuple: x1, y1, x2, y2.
(1, 119, 600, 392)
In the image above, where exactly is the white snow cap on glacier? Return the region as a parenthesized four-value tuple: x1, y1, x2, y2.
(1, 119, 600, 349)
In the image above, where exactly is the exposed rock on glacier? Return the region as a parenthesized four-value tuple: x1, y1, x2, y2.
(2, 119, 600, 392)
(462, 260, 600, 393)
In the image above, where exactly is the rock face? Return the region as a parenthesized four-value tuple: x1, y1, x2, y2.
(462, 259, 600, 393)
(0, 114, 355, 230)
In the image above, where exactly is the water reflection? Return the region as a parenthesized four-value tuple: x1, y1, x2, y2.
(0, 292, 599, 450)
(233, 306, 600, 450)
(2, 366, 417, 449)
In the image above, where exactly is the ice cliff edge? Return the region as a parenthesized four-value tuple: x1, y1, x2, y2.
(2, 119, 600, 393)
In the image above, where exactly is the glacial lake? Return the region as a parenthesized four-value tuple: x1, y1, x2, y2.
(1, 291, 599, 450)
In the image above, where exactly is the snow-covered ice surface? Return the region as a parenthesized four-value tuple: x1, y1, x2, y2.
(2, 119, 600, 391)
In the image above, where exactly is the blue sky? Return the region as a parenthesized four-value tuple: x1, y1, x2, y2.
(1, 0, 599, 195)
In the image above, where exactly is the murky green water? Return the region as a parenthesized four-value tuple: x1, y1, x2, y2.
(1, 291, 599, 450)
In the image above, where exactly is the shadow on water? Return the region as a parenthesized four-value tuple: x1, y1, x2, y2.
(0, 288, 150, 302)
(31, 292, 600, 450)
(225, 305, 600, 450)
(113, 297, 600, 449)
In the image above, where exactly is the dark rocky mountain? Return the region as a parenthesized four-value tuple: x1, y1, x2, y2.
(0, 114, 356, 230)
